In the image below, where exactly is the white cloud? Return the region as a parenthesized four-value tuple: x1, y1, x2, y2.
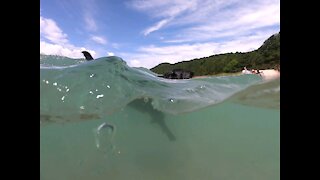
(80, 0, 99, 32)
(129, 59, 142, 67)
(129, 0, 198, 18)
(143, 18, 172, 36)
(107, 52, 114, 56)
(111, 43, 120, 49)
(84, 13, 98, 32)
(129, 0, 279, 40)
(40, 16, 68, 45)
(40, 15, 96, 58)
(91, 35, 107, 45)
(40, 41, 96, 58)
(129, 0, 198, 35)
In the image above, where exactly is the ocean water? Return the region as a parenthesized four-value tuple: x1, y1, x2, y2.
(40, 55, 280, 180)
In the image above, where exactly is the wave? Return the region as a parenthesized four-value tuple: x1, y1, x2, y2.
(40, 55, 274, 124)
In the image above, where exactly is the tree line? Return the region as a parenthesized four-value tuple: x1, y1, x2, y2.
(151, 32, 280, 76)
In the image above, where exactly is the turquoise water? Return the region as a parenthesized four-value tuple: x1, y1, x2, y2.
(40, 55, 280, 180)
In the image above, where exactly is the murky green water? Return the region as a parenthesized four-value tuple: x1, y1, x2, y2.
(41, 101, 279, 180)
(40, 55, 279, 180)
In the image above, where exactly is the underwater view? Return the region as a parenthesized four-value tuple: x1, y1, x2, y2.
(40, 55, 280, 180)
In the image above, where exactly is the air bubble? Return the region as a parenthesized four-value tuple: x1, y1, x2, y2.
(96, 94, 104, 99)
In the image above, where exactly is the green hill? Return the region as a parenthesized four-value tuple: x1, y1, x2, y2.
(150, 32, 280, 76)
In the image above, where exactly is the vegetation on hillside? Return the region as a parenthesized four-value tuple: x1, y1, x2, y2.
(151, 32, 280, 76)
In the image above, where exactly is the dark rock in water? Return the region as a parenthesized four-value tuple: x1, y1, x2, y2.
(81, 51, 94, 61)
(159, 69, 194, 79)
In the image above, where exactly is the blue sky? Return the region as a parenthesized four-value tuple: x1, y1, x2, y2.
(40, 0, 280, 68)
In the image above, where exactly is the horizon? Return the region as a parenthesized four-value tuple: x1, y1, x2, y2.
(40, 0, 280, 69)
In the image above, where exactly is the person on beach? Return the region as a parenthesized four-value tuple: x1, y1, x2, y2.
(242, 67, 252, 74)
(256, 69, 263, 76)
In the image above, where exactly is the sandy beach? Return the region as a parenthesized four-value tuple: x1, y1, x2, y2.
(192, 69, 280, 81)
(259, 69, 280, 80)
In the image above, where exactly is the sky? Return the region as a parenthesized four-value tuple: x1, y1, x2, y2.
(40, 0, 280, 69)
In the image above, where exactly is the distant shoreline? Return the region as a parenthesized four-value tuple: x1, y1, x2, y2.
(192, 72, 242, 79)
(192, 69, 280, 80)
(151, 33, 280, 77)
